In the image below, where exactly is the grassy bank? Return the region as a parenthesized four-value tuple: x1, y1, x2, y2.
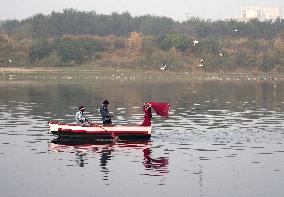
(1, 32, 284, 73)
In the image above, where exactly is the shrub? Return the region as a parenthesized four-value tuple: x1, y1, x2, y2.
(261, 52, 278, 71)
(159, 33, 189, 52)
(53, 38, 103, 63)
(29, 39, 51, 62)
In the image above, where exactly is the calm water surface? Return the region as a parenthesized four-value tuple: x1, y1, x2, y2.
(0, 72, 284, 197)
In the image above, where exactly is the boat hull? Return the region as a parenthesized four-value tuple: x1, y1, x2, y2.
(49, 122, 151, 141)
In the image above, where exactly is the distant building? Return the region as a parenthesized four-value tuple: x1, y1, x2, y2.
(233, 6, 281, 21)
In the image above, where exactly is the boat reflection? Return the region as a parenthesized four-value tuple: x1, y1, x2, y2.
(49, 138, 150, 153)
(74, 151, 87, 167)
(143, 148, 169, 175)
(48, 138, 169, 178)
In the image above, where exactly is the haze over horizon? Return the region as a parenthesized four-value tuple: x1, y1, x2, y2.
(0, 0, 283, 21)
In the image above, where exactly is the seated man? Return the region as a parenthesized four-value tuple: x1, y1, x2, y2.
(100, 100, 113, 125)
(75, 105, 90, 125)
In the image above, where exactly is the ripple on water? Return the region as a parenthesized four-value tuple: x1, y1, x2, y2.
(250, 146, 265, 149)
(152, 145, 165, 149)
(230, 145, 247, 148)
(34, 151, 48, 154)
(176, 147, 191, 150)
(194, 149, 218, 152)
(177, 143, 193, 146)
(258, 152, 274, 155)
(162, 149, 174, 153)
(199, 157, 210, 160)
(25, 140, 42, 144)
(211, 143, 227, 146)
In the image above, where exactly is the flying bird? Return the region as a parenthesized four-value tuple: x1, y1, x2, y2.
(193, 40, 199, 47)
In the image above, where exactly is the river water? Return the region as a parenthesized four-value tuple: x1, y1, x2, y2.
(0, 71, 284, 197)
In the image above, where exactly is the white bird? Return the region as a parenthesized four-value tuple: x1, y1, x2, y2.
(198, 59, 204, 67)
(216, 52, 223, 56)
(160, 64, 167, 70)
(8, 59, 12, 63)
(233, 27, 239, 32)
(193, 40, 199, 47)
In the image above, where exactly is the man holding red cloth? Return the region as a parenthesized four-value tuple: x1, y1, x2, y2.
(140, 102, 170, 126)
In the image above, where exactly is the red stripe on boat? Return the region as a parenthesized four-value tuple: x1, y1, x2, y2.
(59, 129, 148, 135)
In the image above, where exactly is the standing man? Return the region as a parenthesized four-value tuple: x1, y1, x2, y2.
(140, 102, 152, 126)
(100, 100, 113, 125)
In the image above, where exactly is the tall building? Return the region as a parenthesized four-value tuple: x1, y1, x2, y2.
(240, 6, 281, 21)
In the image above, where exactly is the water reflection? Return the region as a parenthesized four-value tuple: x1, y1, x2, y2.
(100, 147, 112, 180)
(75, 152, 87, 167)
(143, 148, 169, 175)
(49, 139, 169, 180)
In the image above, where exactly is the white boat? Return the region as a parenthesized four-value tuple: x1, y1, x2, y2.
(48, 102, 170, 141)
(48, 121, 151, 141)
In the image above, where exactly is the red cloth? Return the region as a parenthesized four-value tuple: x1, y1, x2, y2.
(148, 102, 170, 119)
(140, 102, 170, 126)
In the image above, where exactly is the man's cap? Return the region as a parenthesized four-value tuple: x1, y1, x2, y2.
(79, 105, 85, 110)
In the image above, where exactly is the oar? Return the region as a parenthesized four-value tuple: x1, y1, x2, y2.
(85, 112, 118, 141)
(90, 122, 118, 141)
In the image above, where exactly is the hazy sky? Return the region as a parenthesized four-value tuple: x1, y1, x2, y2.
(0, 0, 283, 21)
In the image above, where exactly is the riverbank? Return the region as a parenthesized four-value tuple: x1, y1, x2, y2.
(1, 66, 283, 81)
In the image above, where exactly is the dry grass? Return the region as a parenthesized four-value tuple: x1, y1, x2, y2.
(0, 67, 59, 73)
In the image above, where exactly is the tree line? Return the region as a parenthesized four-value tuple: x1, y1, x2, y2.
(2, 8, 284, 39)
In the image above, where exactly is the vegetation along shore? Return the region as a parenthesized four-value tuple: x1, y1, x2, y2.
(1, 9, 284, 73)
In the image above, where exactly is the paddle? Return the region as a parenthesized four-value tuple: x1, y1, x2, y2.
(85, 111, 118, 141)
(90, 122, 118, 141)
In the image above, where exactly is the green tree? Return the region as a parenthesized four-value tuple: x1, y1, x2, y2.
(29, 39, 51, 61)
(159, 33, 189, 52)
